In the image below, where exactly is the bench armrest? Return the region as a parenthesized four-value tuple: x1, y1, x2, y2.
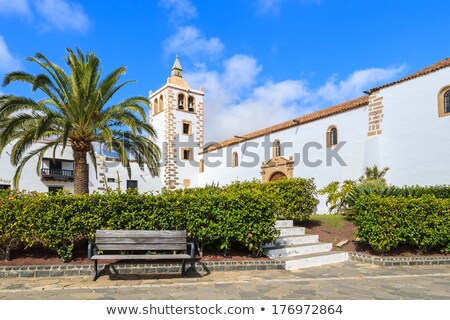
(88, 241, 94, 260)
(187, 242, 195, 259)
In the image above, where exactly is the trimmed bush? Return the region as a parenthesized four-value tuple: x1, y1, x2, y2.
(0, 178, 316, 261)
(224, 178, 318, 221)
(353, 194, 450, 254)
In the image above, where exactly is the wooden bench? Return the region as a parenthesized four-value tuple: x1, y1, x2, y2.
(88, 230, 195, 281)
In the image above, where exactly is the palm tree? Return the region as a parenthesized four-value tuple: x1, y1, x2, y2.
(0, 48, 160, 194)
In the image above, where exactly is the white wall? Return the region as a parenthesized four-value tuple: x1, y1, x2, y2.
(379, 67, 450, 186)
(0, 142, 162, 194)
(199, 105, 371, 212)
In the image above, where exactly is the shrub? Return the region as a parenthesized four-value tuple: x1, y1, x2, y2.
(353, 194, 450, 254)
(319, 180, 356, 214)
(224, 178, 318, 221)
(0, 191, 38, 260)
(0, 178, 316, 261)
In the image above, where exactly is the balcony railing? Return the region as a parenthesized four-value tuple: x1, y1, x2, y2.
(41, 168, 74, 181)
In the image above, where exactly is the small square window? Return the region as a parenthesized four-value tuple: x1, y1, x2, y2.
(107, 178, 116, 183)
(182, 121, 191, 135)
(182, 148, 193, 161)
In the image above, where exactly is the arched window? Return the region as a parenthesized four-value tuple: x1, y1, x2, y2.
(199, 159, 204, 173)
(159, 95, 164, 113)
(445, 91, 450, 114)
(153, 98, 158, 115)
(232, 152, 238, 168)
(178, 93, 185, 110)
(327, 126, 338, 148)
(438, 86, 450, 118)
(273, 140, 281, 158)
(188, 96, 195, 112)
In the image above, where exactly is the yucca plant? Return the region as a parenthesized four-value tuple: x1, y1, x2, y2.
(0, 48, 160, 194)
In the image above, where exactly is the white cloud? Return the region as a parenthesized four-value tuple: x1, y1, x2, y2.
(317, 66, 406, 103)
(222, 55, 262, 92)
(0, 0, 32, 18)
(0, 36, 22, 73)
(0, 0, 90, 32)
(34, 0, 90, 32)
(186, 55, 404, 142)
(257, 0, 320, 13)
(159, 0, 197, 23)
(186, 55, 310, 141)
(164, 26, 224, 61)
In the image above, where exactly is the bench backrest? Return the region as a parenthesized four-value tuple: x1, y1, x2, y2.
(95, 230, 187, 252)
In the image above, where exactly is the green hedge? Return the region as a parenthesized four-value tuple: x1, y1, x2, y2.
(224, 178, 317, 221)
(0, 178, 317, 261)
(392, 185, 450, 199)
(353, 194, 450, 254)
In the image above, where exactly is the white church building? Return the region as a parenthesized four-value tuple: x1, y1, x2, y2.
(1, 57, 450, 212)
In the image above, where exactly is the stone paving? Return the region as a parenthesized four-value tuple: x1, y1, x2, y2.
(0, 261, 449, 300)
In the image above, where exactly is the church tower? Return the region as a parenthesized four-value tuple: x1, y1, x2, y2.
(149, 56, 205, 190)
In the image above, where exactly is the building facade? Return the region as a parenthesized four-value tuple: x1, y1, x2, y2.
(1, 57, 449, 212)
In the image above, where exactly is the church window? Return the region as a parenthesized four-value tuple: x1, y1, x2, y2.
(188, 96, 195, 112)
(159, 95, 164, 113)
(438, 86, 450, 118)
(445, 91, 450, 114)
(182, 120, 192, 135)
(178, 93, 185, 110)
(232, 152, 238, 168)
(153, 98, 158, 115)
(273, 140, 281, 158)
(181, 148, 193, 161)
(199, 159, 204, 173)
(327, 126, 338, 148)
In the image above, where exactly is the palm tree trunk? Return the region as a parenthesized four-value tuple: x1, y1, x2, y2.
(73, 149, 89, 194)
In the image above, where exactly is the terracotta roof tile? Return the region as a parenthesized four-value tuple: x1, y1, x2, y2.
(167, 75, 190, 88)
(370, 57, 450, 92)
(203, 57, 450, 154)
(203, 95, 369, 153)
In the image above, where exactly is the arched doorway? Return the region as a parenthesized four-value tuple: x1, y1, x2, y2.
(261, 156, 294, 182)
(269, 171, 287, 182)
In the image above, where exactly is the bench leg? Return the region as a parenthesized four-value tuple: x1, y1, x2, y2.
(181, 259, 186, 278)
(92, 260, 98, 281)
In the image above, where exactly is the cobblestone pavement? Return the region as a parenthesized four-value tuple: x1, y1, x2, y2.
(0, 261, 449, 300)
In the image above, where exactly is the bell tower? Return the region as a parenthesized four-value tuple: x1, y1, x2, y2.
(149, 56, 205, 190)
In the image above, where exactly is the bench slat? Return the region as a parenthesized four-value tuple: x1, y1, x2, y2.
(95, 237, 186, 244)
(95, 243, 187, 251)
(91, 254, 191, 260)
(96, 230, 186, 238)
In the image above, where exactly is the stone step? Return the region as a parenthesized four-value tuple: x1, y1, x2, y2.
(275, 220, 293, 228)
(265, 242, 332, 259)
(277, 227, 306, 237)
(263, 234, 319, 248)
(278, 252, 349, 270)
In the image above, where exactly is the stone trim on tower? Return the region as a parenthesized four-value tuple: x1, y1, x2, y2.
(149, 56, 205, 191)
(368, 91, 384, 136)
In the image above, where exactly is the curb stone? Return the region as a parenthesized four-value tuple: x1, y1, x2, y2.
(348, 252, 450, 266)
(0, 260, 284, 278)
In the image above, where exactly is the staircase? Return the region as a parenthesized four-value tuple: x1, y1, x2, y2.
(264, 220, 348, 270)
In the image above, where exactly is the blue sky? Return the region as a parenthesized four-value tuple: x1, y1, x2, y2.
(1, 0, 450, 142)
